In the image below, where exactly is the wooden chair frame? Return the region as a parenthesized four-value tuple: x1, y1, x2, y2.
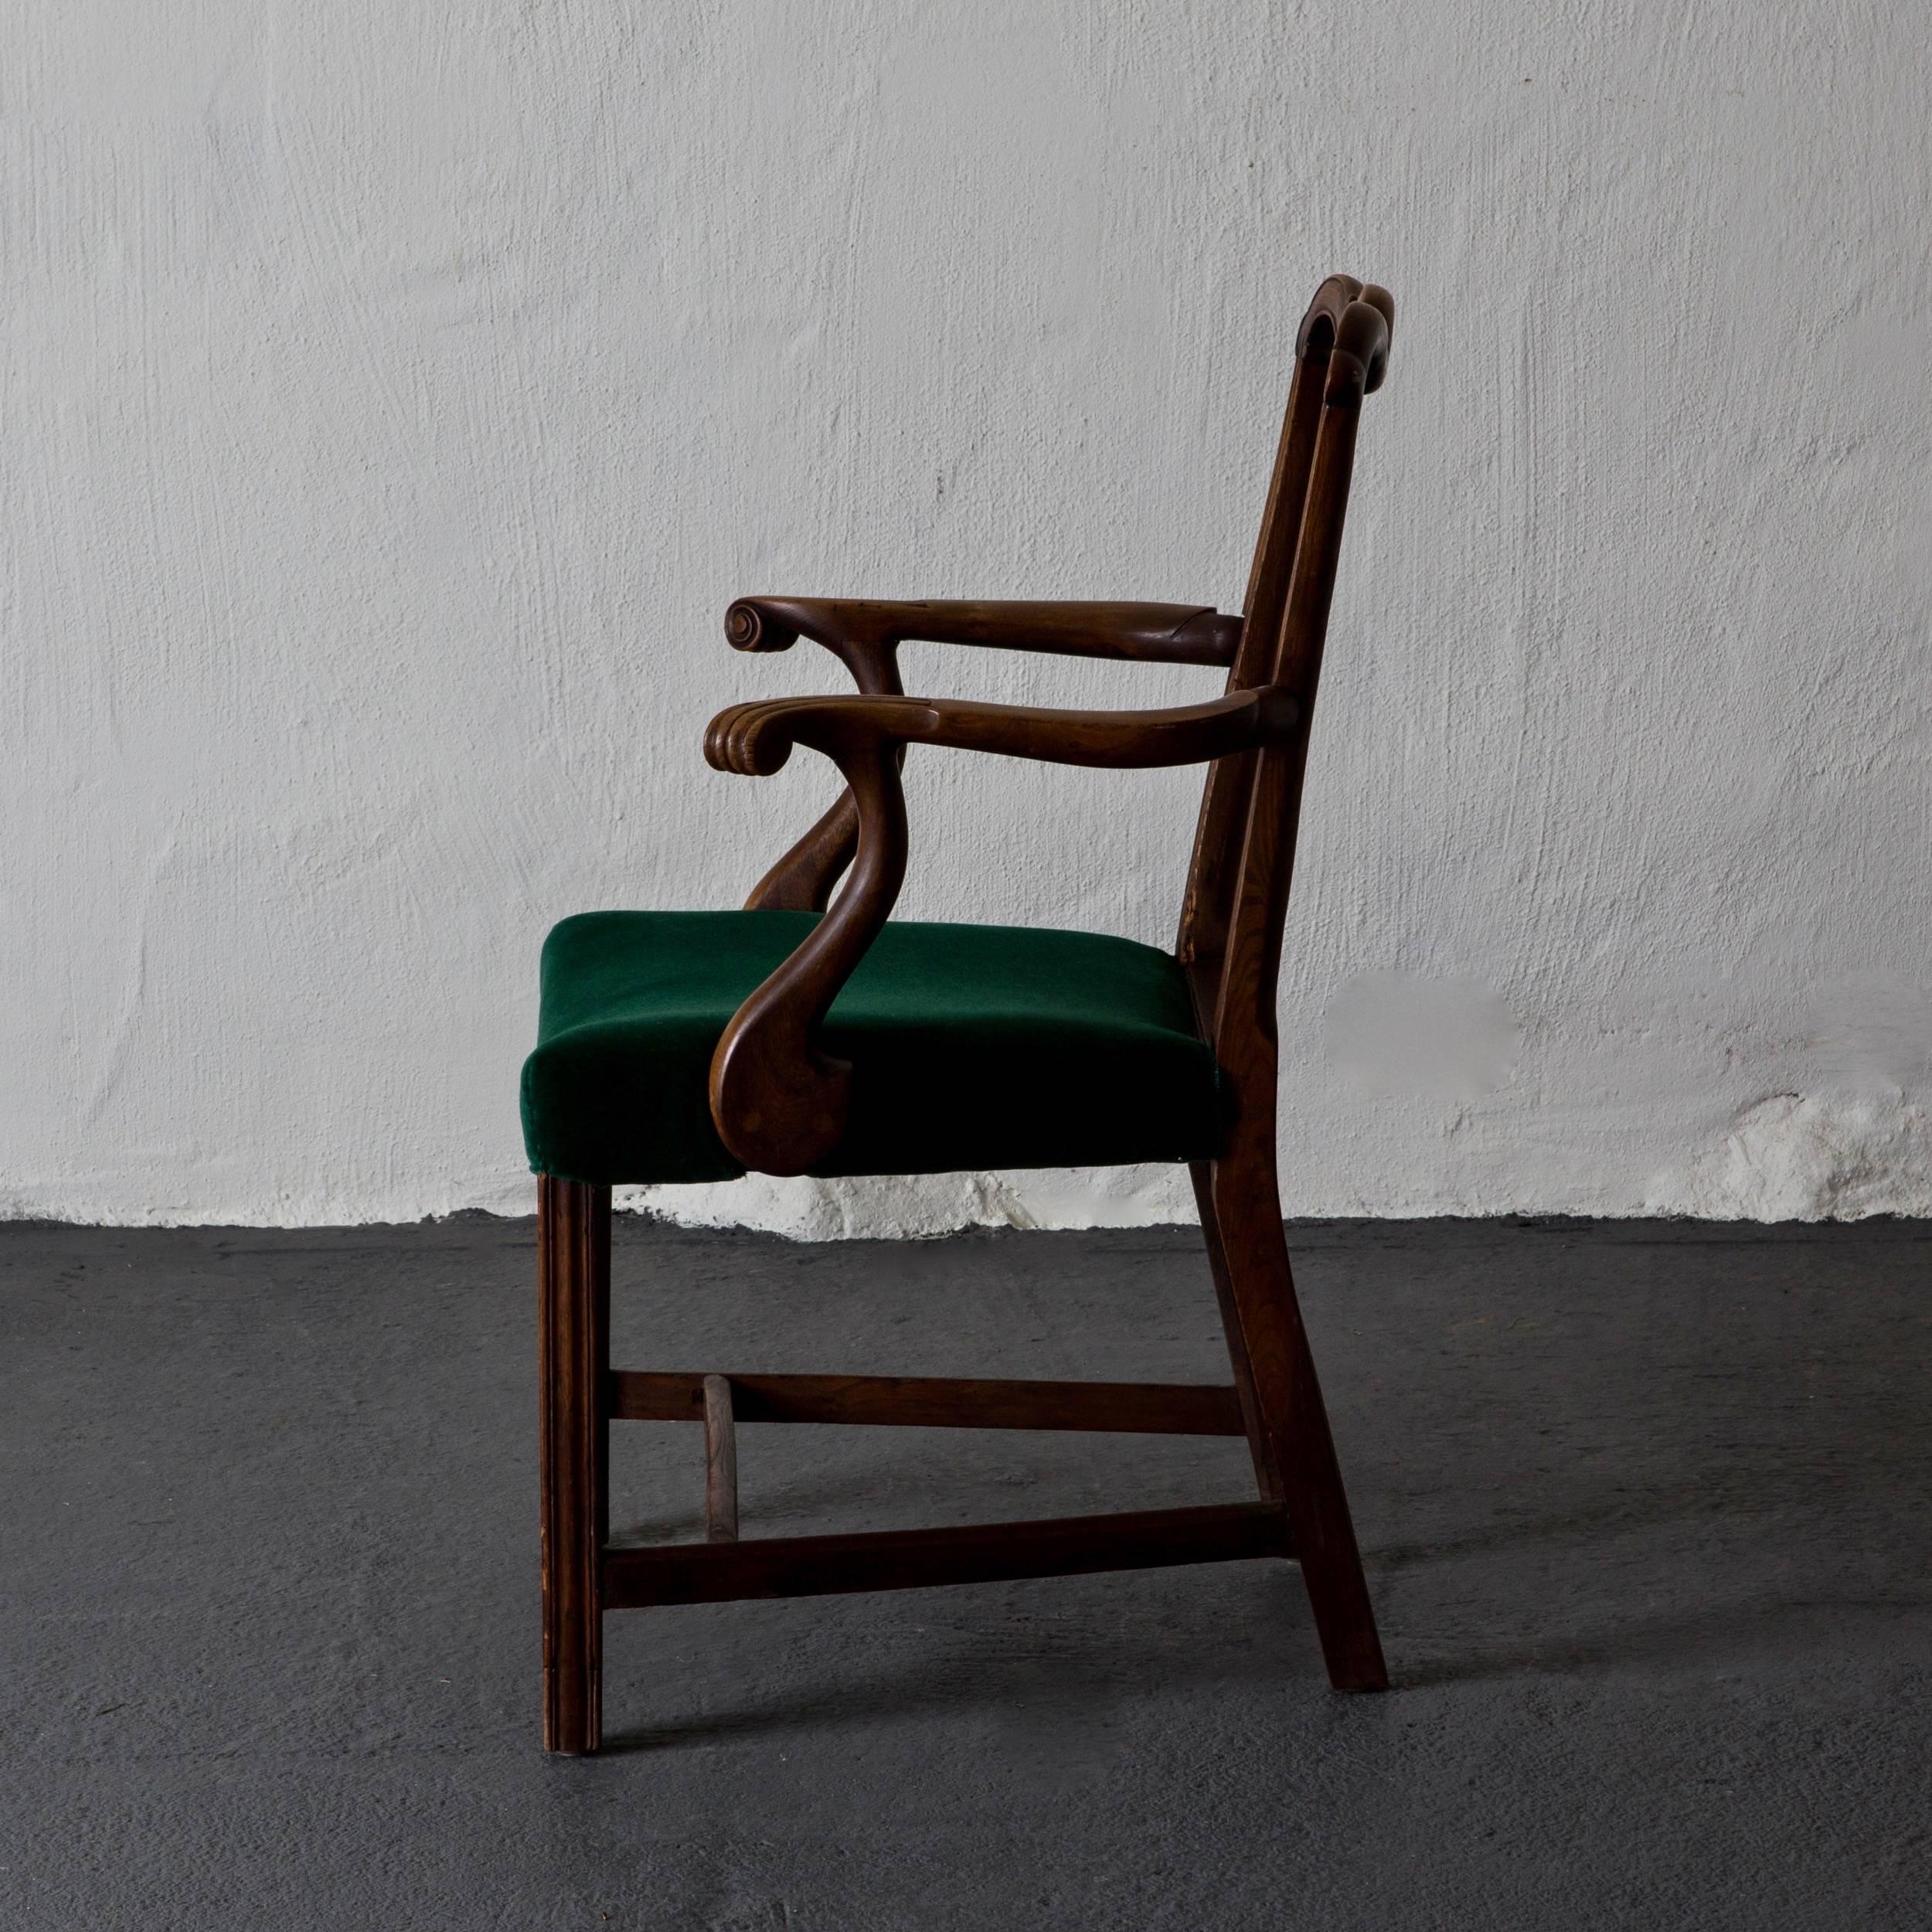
(538, 274, 1395, 1753)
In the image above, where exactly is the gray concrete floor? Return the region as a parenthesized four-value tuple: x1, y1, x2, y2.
(4, 1216, 1929, 1929)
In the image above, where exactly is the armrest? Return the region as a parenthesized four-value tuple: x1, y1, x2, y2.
(702, 685, 1298, 1176)
(724, 597, 1241, 669)
(706, 685, 1300, 779)
(726, 597, 1240, 913)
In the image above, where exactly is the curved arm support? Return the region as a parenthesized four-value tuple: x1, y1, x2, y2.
(708, 741, 909, 1175)
(743, 786, 862, 913)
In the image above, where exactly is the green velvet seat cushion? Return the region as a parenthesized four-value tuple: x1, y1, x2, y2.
(521, 910, 1226, 1185)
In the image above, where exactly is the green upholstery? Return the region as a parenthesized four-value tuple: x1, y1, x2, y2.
(521, 910, 1226, 1185)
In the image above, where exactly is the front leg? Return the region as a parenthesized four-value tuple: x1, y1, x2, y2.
(538, 1176, 611, 1752)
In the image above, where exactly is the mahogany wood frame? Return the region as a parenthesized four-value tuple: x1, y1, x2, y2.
(537, 274, 1395, 1753)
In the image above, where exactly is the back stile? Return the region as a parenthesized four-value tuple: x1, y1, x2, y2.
(1192, 291, 1393, 1692)
(1212, 295, 1389, 1076)
(1175, 274, 1362, 1000)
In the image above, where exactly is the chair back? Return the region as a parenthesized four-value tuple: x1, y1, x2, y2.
(1178, 277, 1393, 1103)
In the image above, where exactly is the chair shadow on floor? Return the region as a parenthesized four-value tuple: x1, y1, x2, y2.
(1394, 1591, 1932, 1689)
(1372, 1454, 1932, 1687)
(593, 1444, 1932, 1745)
(596, 1565, 1322, 1756)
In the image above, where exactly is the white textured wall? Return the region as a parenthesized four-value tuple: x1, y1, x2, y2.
(5, 1, 1930, 1233)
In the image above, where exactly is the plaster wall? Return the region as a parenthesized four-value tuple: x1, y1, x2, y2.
(5, 0, 1929, 1233)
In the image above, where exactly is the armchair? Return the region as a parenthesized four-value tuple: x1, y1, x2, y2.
(521, 275, 1396, 1752)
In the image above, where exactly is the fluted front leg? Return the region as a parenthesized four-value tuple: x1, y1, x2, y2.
(538, 1175, 610, 1753)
